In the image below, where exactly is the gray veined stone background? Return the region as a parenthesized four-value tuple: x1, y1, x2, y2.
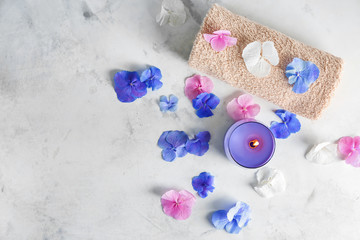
(0, 0, 360, 239)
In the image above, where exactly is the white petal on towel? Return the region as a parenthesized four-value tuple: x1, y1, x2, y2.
(254, 167, 286, 198)
(262, 41, 279, 66)
(242, 41, 261, 68)
(247, 57, 271, 78)
(305, 142, 340, 165)
(156, 0, 187, 27)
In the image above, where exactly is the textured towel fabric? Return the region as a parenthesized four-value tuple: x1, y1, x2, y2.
(188, 4, 343, 120)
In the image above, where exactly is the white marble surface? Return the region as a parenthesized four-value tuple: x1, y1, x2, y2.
(1, 0, 360, 239)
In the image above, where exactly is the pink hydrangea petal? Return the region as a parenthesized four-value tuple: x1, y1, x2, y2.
(246, 104, 260, 118)
(226, 98, 245, 121)
(338, 136, 354, 158)
(185, 75, 213, 100)
(345, 151, 360, 167)
(224, 36, 237, 46)
(160, 190, 195, 220)
(210, 37, 226, 52)
(236, 94, 253, 106)
(354, 136, 360, 150)
(203, 34, 216, 43)
(198, 76, 214, 93)
(213, 30, 231, 36)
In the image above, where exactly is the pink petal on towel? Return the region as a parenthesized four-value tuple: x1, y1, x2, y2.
(224, 36, 237, 46)
(210, 37, 226, 52)
(203, 34, 216, 43)
(185, 74, 214, 100)
(213, 30, 231, 36)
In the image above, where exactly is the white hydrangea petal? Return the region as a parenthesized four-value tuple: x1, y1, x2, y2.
(254, 167, 286, 198)
(262, 41, 279, 66)
(305, 142, 340, 165)
(156, 0, 187, 27)
(156, 8, 170, 26)
(247, 57, 271, 78)
(242, 41, 261, 68)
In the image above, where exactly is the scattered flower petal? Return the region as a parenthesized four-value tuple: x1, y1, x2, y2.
(184, 75, 214, 100)
(158, 131, 188, 162)
(253, 167, 286, 198)
(140, 66, 163, 91)
(338, 136, 360, 167)
(192, 93, 220, 118)
(226, 94, 260, 121)
(286, 58, 320, 94)
(242, 41, 279, 78)
(159, 95, 178, 112)
(192, 172, 214, 198)
(203, 30, 237, 52)
(185, 131, 211, 156)
(305, 142, 340, 165)
(114, 71, 147, 103)
(270, 109, 301, 139)
(212, 201, 251, 234)
(156, 0, 187, 27)
(161, 190, 196, 220)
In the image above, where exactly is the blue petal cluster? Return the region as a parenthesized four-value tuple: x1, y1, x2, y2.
(140, 66, 163, 91)
(286, 58, 320, 94)
(114, 71, 147, 103)
(158, 130, 211, 161)
(192, 93, 220, 118)
(212, 201, 251, 234)
(157, 131, 188, 162)
(192, 172, 214, 198)
(159, 95, 178, 112)
(186, 131, 210, 156)
(270, 109, 301, 139)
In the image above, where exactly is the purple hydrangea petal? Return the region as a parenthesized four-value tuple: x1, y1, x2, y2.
(161, 148, 176, 162)
(185, 139, 202, 155)
(198, 143, 209, 156)
(195, 106, 214, 118)
(165, 131, 188, 148)
(287, 115, 301, 134)
(212, 210, 229, 229)
(130, 83, 147, 98)
(175, 146, 187, 158)
(158, 131, 172, 149)
(206, 94, 220, 109)
(192, 172, 215, 198)
(114, 71, 131, 88)
(224, 219, 241, 234)
(192, 176, 205, 192)
(115, 86, 136, 103)
(198, 190, 209, 198)
(270, 121, 291, 139)
(196, 131, 211, 143)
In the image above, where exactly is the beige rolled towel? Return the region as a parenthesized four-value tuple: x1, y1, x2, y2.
(188, 4, 343, 120)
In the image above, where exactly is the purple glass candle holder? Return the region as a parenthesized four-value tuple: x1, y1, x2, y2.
(224, 119, 275, 168)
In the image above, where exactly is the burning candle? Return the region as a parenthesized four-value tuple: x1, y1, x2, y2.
(224, 119, 275, 168)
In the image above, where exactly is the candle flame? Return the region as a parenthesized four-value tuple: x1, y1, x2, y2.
(249, 139, 260, 149)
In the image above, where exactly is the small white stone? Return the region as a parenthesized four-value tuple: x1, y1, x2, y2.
(156, 0, 187, 27)
(305, 142, 340, 165)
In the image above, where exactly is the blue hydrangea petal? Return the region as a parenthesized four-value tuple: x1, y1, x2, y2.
(286, 58, 306, 73)
(287, 75, 299, 85)
(168, 103, 178, 112)
(212, 210, 229, 229)
(149, 66, 162, 81)
(292, 78, 310, 94)
(159, 95, 168, 103)
(165, 131, 188, 148)
(274, 109, 293, 122)
(206, 94, 220, 109)
(287, 115, 301, 134)
(161, 148, 176, 162)
(224, 219, 241, 234)
(115, 86, 136, 103)
(198, 190, 209, 198)
(196, 106, 213, 118)
(186, 139, 202, 155)
(196, 131, 211, 143)
(175, 146, 187, 158)
(130, 83, 147, 98)
(192, 97, 203, 110)
(150, 79, 163, 91)
(114, 71, 131, 88)
(198, 143, 209, 156)
(169, 95, 178, 104)
(158, 131, 172, 149)
(192, 176, 205, 192)
(232, 202, 251, 228)
(140, 68, 152, 82)
(159, 102, 169, 112)
(302, 62, 320, 85)
(270, 122, 291, 139)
